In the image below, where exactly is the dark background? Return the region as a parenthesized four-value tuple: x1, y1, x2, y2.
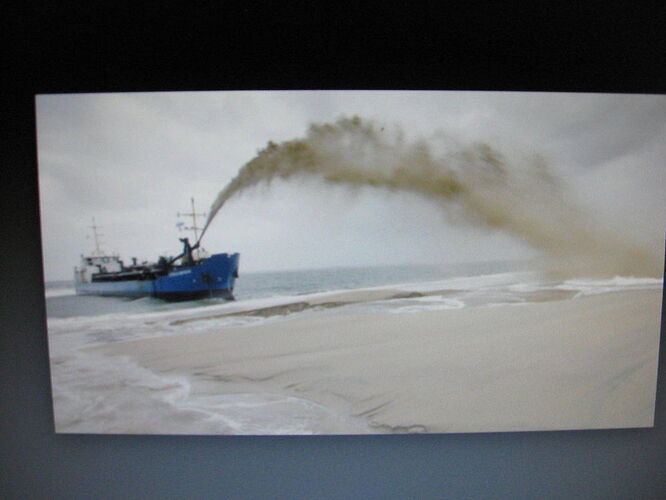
(3, 5, 665, 499)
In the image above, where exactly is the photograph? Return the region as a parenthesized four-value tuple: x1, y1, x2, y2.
(36, 90, 664, 435)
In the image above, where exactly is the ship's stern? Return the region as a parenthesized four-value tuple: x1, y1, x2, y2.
(153, 252, 240, 301)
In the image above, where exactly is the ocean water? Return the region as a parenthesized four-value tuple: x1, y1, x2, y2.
(44, 260, 527, 318)
(43, 261, 663, 435)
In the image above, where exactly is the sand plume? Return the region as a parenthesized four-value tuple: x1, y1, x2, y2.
(201, 116, 661, 278)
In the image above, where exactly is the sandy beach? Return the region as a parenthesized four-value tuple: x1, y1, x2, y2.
(94, 288, 662, 434)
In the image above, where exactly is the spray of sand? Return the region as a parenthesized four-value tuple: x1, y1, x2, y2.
(200, 116, 661, 278)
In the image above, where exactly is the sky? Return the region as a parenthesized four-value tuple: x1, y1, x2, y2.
(35, 91, 665, 281)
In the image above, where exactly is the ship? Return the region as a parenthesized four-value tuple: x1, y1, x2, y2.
(74, 200, 239, 301)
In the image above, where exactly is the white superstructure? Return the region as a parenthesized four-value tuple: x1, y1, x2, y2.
(74, 218, 123, 284)
(74, 255, 123, 284)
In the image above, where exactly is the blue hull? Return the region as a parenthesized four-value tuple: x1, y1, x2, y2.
(75, 253, 239, 301)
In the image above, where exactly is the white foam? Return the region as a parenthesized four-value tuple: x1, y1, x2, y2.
(50, 348, 205, 434)
(388, 297, 466, 314)
(45, 287, 76, 298)
(394, 271, 537, 293)
(508, 282, 548, 293)
(177, 393, 372, 435)
(556, 276, 663, 297)
(49, 338, 372, 435)
(561, 276, 662, 288)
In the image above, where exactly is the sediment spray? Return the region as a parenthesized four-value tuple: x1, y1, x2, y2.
(197, 116, 660, 278)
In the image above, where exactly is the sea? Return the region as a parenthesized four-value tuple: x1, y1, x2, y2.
(45, 260, 527, 317)
(43, 261, 663, 435)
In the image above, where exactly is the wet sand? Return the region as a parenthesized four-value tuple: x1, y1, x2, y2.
(96, 289, 662, 434)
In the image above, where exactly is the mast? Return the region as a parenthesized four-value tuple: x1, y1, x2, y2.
(177, 197, 206, 257)
(89, 217, 103, 255)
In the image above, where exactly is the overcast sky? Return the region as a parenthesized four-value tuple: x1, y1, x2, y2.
(35, 91, 665, 281)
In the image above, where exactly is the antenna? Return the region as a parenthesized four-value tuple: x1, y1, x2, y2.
(89, 217, 104, 255)
(177, 197, 206, 244)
